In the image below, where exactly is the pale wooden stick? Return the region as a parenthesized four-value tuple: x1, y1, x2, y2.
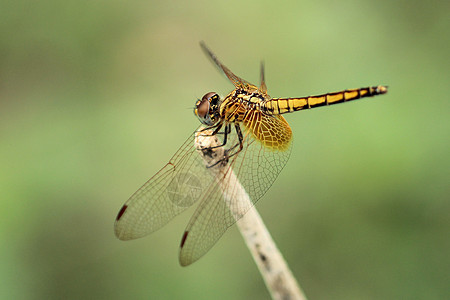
(195, 129, 307, 300)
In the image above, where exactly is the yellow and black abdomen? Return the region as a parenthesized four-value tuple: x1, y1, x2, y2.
(262, 86, 387, 115)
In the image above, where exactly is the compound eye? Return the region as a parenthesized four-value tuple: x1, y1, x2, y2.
(202, 92, 219, 105)
(196, 98, 210, 119)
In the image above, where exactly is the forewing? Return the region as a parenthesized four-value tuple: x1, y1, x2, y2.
(200, 42, 258, 91)
(259, 61, 268, 95)
(114, 127, 215, 240)
(179, 116, 292, 265)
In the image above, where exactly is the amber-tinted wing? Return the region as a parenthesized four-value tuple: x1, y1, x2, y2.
(200, 42, 259, 91)
(243, 110, 292, 151)
(179, 115, 292, 265)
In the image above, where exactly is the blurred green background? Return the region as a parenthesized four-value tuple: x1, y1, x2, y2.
(1, 0, 449, 299)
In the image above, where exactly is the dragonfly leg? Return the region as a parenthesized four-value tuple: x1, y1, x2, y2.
(215, 124, 232, 135)
(198, 122, 223, 135)
(198, 122, 230, 145)
(207, 124, 232, 150)
(198, 122, 233, 149)
(206, 124, 243, 168)
(224, 123, 244, 159)
(199, 124, 231, 159)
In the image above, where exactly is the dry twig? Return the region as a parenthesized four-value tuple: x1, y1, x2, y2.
(195, 129, 307, 300)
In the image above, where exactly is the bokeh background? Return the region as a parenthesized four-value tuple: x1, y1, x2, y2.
(1, 0, 448, 299)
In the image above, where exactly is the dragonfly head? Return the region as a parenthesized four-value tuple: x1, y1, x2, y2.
(194, 92, 222, 126)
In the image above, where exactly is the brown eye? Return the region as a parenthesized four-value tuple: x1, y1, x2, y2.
(202, 92, 217, 102)
(196, 98, 210, 118)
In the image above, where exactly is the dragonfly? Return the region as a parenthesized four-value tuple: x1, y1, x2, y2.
(114, 42, 388, 266)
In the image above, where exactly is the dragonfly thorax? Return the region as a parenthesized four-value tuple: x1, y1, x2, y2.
(194, 92, 222, 126)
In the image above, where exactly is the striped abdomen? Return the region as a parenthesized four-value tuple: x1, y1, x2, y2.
(262, 86, 387, 115)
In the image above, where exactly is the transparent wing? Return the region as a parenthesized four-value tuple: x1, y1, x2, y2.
(259, 61, 268, 95)
(200, 42, 259, 91)
(114, 126, 215, 240)
(179, 113, 293, 265)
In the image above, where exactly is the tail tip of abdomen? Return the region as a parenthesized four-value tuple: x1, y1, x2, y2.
(376, 85, 388, 94)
